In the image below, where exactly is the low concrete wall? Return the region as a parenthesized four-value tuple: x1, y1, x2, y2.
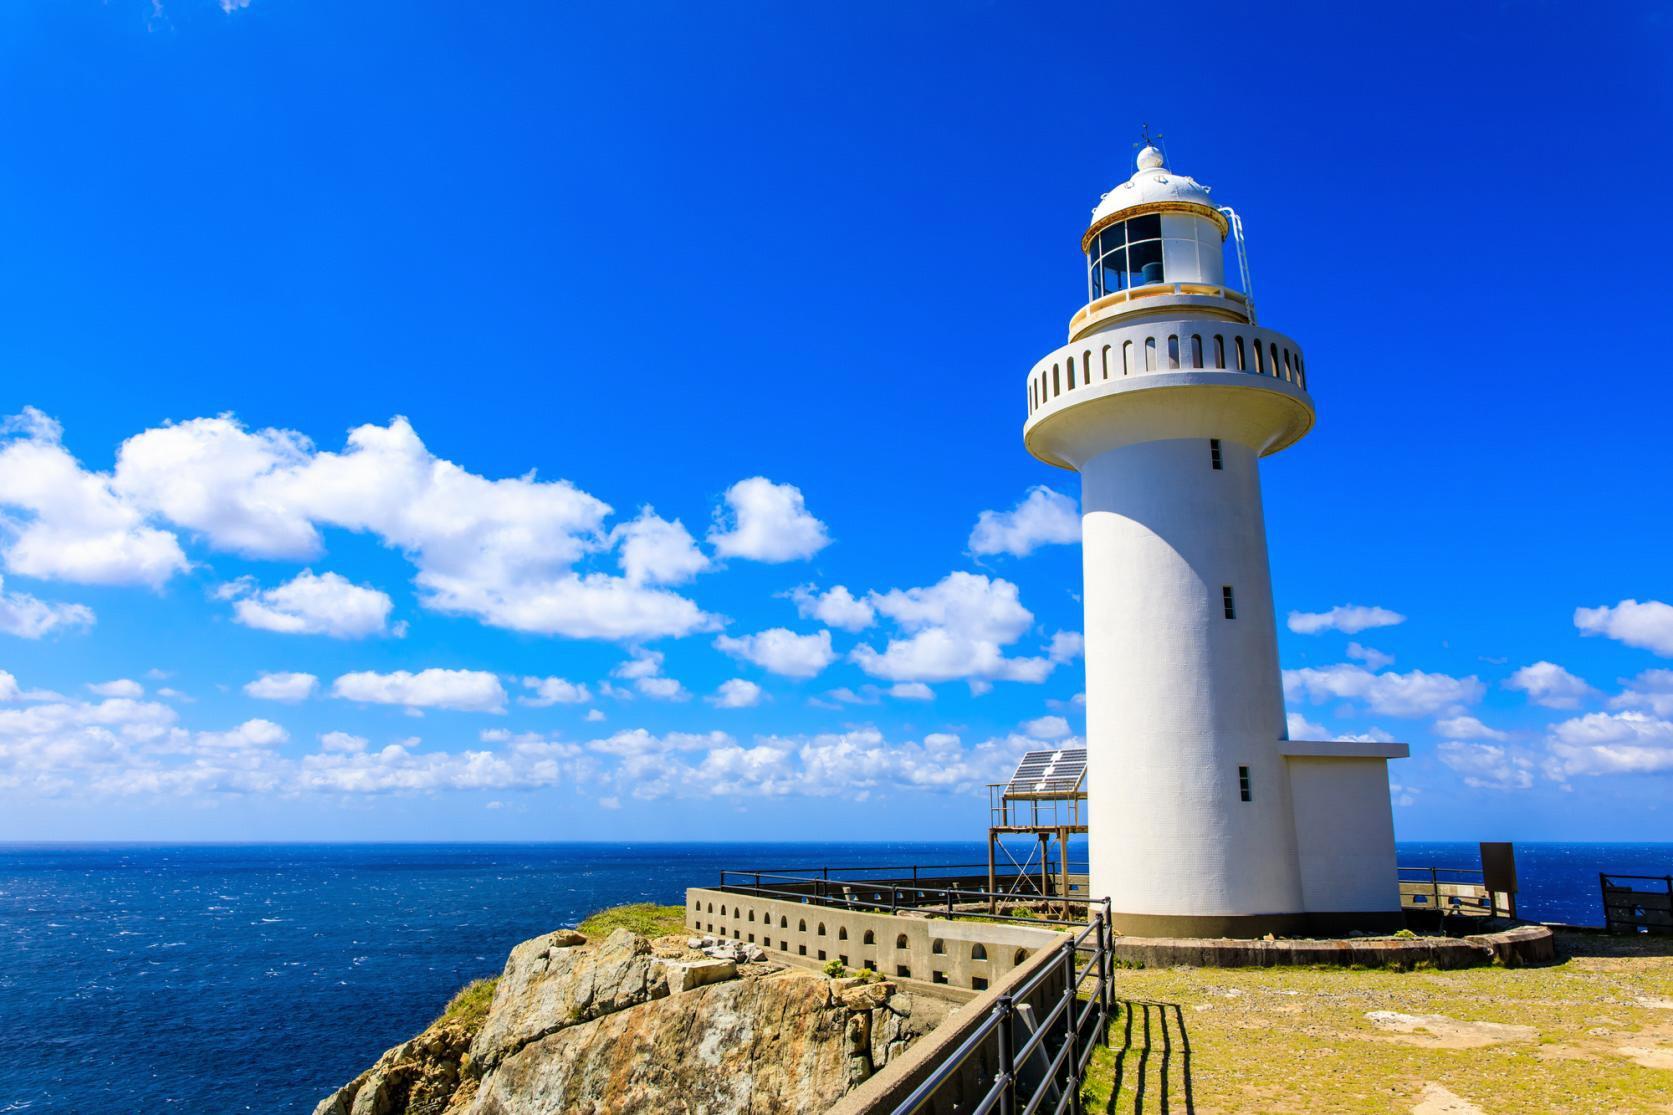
(685, 887, 1063, 993)
(1110, 924, 1556, 969)
(829, 940, 1070, 1115)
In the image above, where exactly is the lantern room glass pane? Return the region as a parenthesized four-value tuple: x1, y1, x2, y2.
(1126, 239, 1163, 287)
(1126, 213, 1161, 243)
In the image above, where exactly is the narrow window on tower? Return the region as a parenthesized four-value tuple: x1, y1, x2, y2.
(1209, 439, 1223, 471)
(1238, 765, 1252, 802)
(1222, 585, 1237, 619)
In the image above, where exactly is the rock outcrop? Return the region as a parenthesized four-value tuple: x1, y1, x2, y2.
(314, 927, 946, 1115)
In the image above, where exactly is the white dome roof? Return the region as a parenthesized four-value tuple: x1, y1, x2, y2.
(1089, 147, 1216, 226)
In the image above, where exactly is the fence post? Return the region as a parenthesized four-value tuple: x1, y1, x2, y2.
(1063, 943, 1081, 1114)
(995, 996, 1016, 1115)
(890, 886, 898, 915)
(1097, 914, 1111, 1045)
(1431, 866, 1440, 912)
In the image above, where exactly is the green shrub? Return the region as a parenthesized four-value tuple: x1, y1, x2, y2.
(576, 903, 688, 940)
(435, 977, 498, 1032)
(822, 959, 848, 978)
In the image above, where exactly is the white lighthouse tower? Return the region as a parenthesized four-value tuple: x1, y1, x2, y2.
(1024, 144, 1408, 937)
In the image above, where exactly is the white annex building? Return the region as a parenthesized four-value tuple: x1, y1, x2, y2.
(1023, 145, 1409, 937)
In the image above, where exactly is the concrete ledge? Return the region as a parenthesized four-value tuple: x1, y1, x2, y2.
(1110, 925, 1555, 969)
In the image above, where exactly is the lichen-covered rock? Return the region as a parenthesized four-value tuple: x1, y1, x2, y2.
(311, 1021, 474, 1115)
(470, 927, 668, 1072)
(467, 971, 859, 1115)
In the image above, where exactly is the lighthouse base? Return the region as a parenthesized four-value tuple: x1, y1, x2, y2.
(1108, 908, 1407, 939)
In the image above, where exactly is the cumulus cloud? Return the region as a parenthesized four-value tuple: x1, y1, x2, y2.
(851, 572, 1057, 685)
(708, 477, 829, 562)
(295, 735, 575, 795)
(1575, 599, 1673, 657)
(1283, 664, 1483, 717)
(0, 576, 94, 638)
(244, 672, 319, 702)
(1286, 711, 1331, 739)
(0, 408, 188, 587)
(1505, 661, 1597, 709)
(88, 679, 143, 699)
(1544, 710, 1673, 778)
(519, 676, 591, 707)
(714, 628, 836, 679)
(610, 650, 688, 700)
(319, 731, 367, 753)
(1612, 669, 1673, 717)
(1021, 715, 1071, 740)
(223, 570, 396, 638)
(611, 508, 709, 586)
(1434, 715, 1509, 741)
(787, 585, 874, 632)
(331, 668, 506, 713)
(1286, 605, 1406, 635)
(1437, 742, 1534, 790)
(890, 682, 933, 700)
(22, 411, 718, 642)
(196, 718, 288, 749)
(968, 487, 1080, 557)
(1345, 642, 1393, 670)
(709, 679, 763, 708)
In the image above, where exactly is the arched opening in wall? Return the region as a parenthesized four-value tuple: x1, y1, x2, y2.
(1282, 348, 1293, 381)
(1234, 336, 1246, 370)
(932, 939, 945, 955)
(1082, 351, 1092, 385)
(972, 944, 988, 961)
(817, 923, 826, 936)
(1013, 949, 1029, 965)
(1029, 381, 1035, 411)
(1102, 345, 1112, 380)
(719, 905, 726, 916)
(1270, 343, 1281, 379)
(1214, 335, 1226, 368)
(780, 916, 788, 929)
(1122, 340, 1133, 376)
(798, 919, 807, 932)
(1144, 337, 1156, 371)
(747, 910, 754, 922)
(707, 903, 713, 913)
(838, 927, 848, 940)
(863, 930, 875, 945)
(1295, 353, 1306, 388)
(1052, 365, 1061, 396)
(1066, 356, 1075, 390)
(1252, 340, 1264, 374)
(895, 934, 909, 950)
(1167, 335, 1180, 369)
(1191, 335, 1204, 368)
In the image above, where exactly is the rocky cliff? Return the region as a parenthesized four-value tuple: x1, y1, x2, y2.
(314, 927, 947, 1115)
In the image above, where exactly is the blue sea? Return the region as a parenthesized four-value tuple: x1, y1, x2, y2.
(1, 841, 1667, 1114)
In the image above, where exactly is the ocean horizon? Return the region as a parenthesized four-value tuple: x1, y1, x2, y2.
(3, 840, 1668, 1113)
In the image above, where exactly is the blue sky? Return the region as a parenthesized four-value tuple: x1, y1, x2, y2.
(0, 0, 1669, 842)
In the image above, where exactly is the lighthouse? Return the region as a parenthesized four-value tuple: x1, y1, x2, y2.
(1024, 144, 1408, 937)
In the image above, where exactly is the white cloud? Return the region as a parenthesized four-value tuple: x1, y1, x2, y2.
(968, 487, 1080, 557)
(295, 735, 575, 795)
(1286, 711, 1330, 739)
(519, 676, 591, 707)
(1544, 710, 1673, 778)
(1047, 631, 1083, 662)
(1437, 742, 1534, 790)
(851, 572, 1057, 684)
(0, 408, 188, 587)
(610, 650, 688, 700)
(709, 679, 763, 708)
(0, 576, 94, 638)
(244, 672, 319, 702)
(1505, 661, 1597, 709)
(1434, 715, 1508, 741)
(87, 412, 717, 642)
(196, 718, 288, 749)
(584, 709, 606, 722)
(88, 679, 143, 699)
(225, 570, 396, 639)
(1283, 664, 1483, 717)
(1021, 715, 1071, 740)
(319, 731, 367, 753)
(1346, 642, 1393, 670)
(611, 508, 709, 586)
(788, 585, 874, 632)
(331, 669, 506, 713)
(635, 676, 689, 701)
(1287, 605, 1406, 635)
(1612, 669, 1673, 717)
(1575, 599, 1673, 657)
(714, 628, 836, 679)
(890, 682, 933, 700)
(708, 477, 829, 562)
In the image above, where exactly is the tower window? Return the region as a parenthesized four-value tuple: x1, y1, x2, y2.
(1222, 586, 1236, 619)
(1239, 765, 1252, 802)
(1209, 439, 1223, 470)
(1167, 334, 1180, 369)
(1191, 335, 1204, 369)
(1088, 213, 1164, 298)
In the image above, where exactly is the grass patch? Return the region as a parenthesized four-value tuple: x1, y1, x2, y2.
(434, 977, 498, 1032)
(577, 903, 688, 940)
(1080, 933, 1673, 1114)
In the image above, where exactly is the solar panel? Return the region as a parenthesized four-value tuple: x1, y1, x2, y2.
(1004, 748, 1087, 798)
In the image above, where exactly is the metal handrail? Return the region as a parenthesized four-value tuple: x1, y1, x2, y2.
(891, 901, 1112, 1115)
(712, 870, 1099, 927)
